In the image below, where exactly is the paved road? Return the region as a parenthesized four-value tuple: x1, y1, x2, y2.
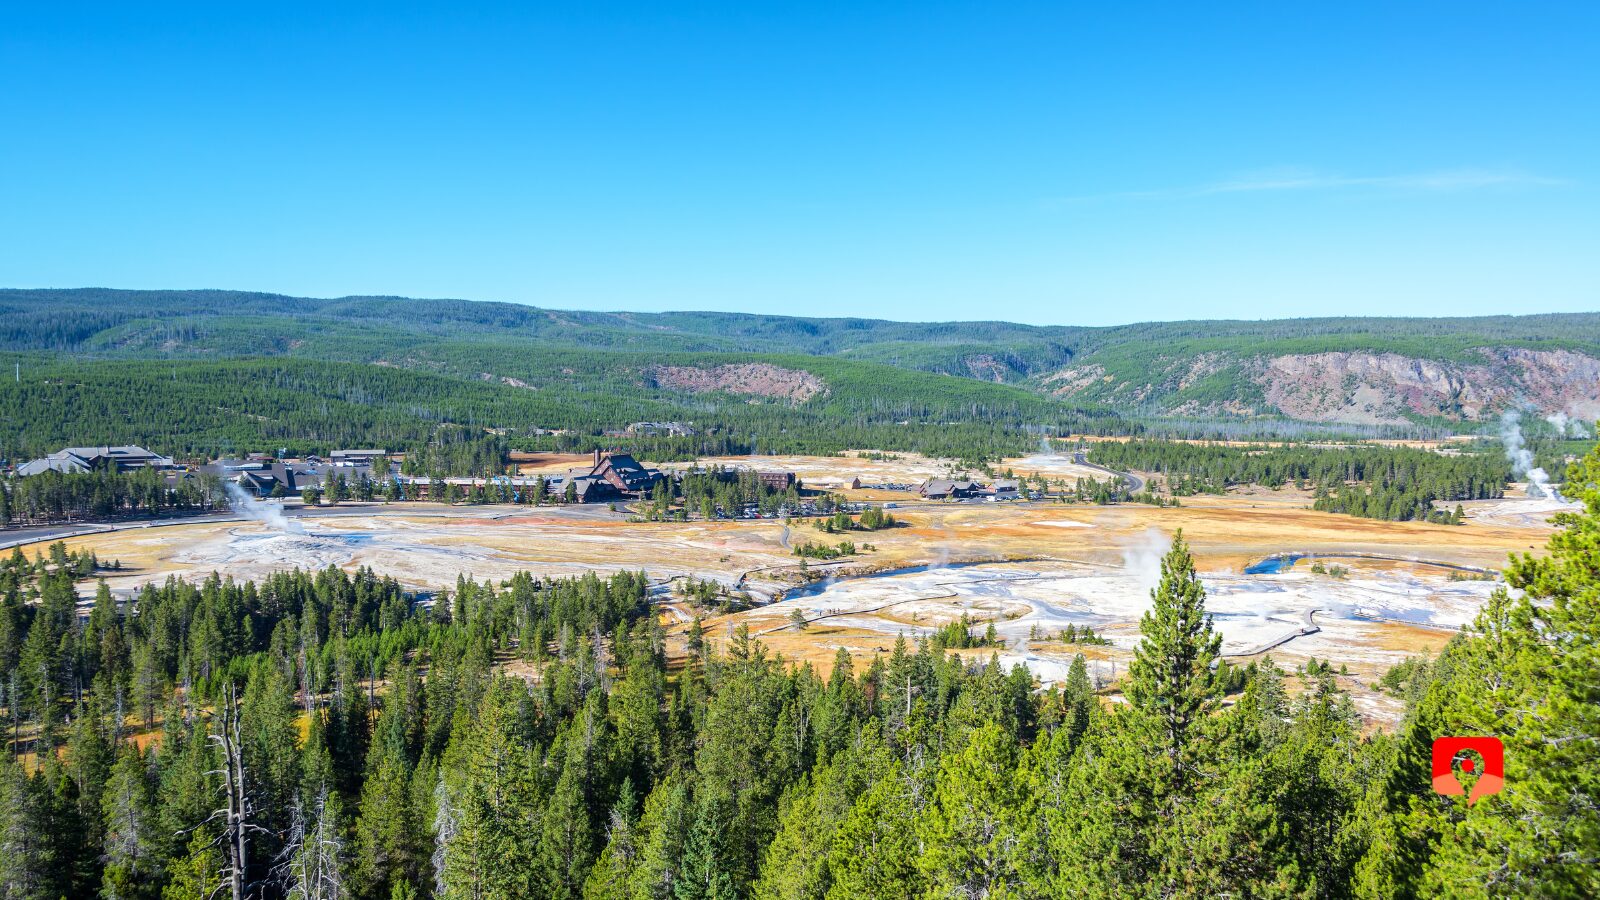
(0, 518, 242, 551)
(1072, 451, 1146, 494)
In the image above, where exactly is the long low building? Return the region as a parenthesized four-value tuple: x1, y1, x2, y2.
(390, 450, 665, 503)
(17, 445, 175, 476)
(203, 457, 344, 495)
(919, 478, 1020, 501)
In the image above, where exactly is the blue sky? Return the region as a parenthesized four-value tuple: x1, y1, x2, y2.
(2, 2, 1596, 325)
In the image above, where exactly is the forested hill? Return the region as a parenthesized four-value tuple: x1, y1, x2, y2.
(4, 288, 1600, 430)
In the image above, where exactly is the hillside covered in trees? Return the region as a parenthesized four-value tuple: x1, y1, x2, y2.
(0, 352, 1113, 465)
(1, 443, 1597, 898)
(4, 288, 1600, 433)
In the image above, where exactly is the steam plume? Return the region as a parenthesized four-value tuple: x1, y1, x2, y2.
(225, 481, 306, 534)
(1499, 410, 1560, 501)
(1545, 411, 1592, 438)
(1121, 527, 1169, 600)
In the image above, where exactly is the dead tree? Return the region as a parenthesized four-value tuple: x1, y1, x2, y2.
(205, 682, 266, 900)
(277, 785, 347, 900)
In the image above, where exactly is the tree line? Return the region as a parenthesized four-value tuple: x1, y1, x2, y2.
(1087, 439, 1508, 522)
(1, 469, 228, 527)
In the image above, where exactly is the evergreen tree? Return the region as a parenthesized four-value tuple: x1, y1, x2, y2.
(101, 747, 162, 900)
(824, 766, 924, 899)
(539, 736, 599, 899)
(673, 793, 739, 900)
(1061, 653, 1094, 749)
(0, 757, 56, 900)
(352, 741, 426, 900)
(1357, 441, 1600, 896)
(438, 679, 544, 900)
(240, 667, 302, 866)
(1124, 531, 1222, 788)
(915, 723, 1028, 898)
(628, 776, 694, 900)
(580, 778, 639, 900)
(162, 832, 223, 900)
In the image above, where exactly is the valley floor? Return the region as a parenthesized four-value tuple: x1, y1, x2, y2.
(14, 455, 1562, 728)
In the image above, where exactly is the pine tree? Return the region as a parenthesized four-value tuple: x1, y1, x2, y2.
(19, 610, 62, 740)
(1124, 531, 1222, 788)
(162, 832, 223, 900)
(1230, 657, 1289, 753)
(538, 738, 597, 899)
(101, 747, 162, 900)
(915, 722, 1028, 898)
(63, 705, 114, 892)
(751, 774, 827, 900)
(0, 757, 56, 900)
(581, 777, 640, 900)
(439, 679, 544, 900)
(1062, 653, 1094, 749)
(241, 667, 302, 864)
(674, 792, 739, 900)
(628, 776, 693, 900)
(1358, 441, 1600, 896)
(824, 765, 924, 899)
(352, 741, 425, 900)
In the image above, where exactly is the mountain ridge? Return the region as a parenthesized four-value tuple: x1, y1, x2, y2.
(5, 287, 1599, 426)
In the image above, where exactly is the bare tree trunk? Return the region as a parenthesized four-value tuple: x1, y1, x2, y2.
(210, 682, 250, 900)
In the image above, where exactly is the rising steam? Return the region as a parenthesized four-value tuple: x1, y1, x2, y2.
(225, 481, 306, 534)
(1544, 411, 1592, 439)
(1121, 527, 1170, 600)
(1499, 410, 1562, 501)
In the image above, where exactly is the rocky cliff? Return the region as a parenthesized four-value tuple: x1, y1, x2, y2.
(1045, 347, 1600, 425)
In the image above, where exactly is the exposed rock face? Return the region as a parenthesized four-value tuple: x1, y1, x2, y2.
(1169, 352, 1225, 390)
(1259, 352, 1505, 424)
(1042, 347, 1600, 425)
(1043, 364, 1106, 396)
(963, 354, 1012, 382)
(1489, 349, 1600, 420)
(648, 363, 827, 403)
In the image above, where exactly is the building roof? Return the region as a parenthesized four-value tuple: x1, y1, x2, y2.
(17, 445, 174, 477)
(563, 476, 618, 502)
(603, 452, 645, 471)
(592, 452, 662, 492)
(920, 479, 982, 496)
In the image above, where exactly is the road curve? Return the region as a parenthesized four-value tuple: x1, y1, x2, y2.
(1072, 451, 1146, 494)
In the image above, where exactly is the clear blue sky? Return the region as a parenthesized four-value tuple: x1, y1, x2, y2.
(2, 2, 1596, 325)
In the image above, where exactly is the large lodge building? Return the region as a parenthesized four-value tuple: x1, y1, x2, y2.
(17, 445, 175, 476)
(392, 450, 668, 503)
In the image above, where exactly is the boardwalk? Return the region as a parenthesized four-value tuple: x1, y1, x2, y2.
(1223, 608, 1321, 658)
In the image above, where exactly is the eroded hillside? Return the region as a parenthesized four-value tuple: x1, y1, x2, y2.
(1045, 346, 1600, 425)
